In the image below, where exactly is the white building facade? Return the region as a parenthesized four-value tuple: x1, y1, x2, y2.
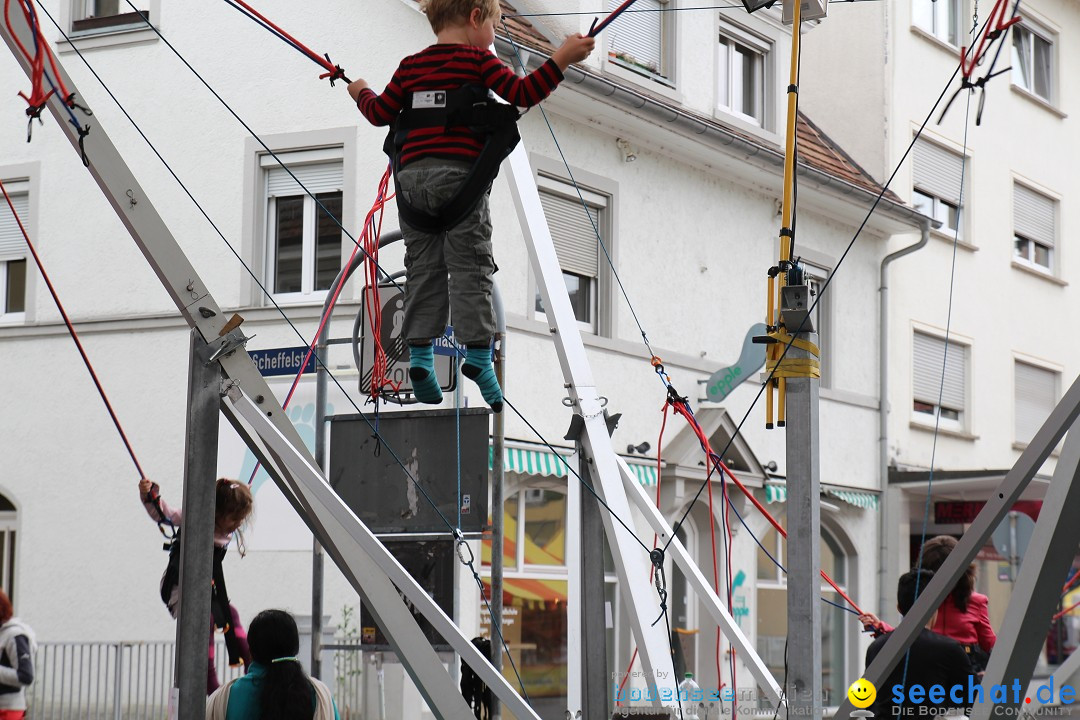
(0, 0, 925, 716)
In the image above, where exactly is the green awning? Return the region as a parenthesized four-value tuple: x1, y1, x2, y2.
(488, 446, 658, 485)
(763, 482, 878, 510)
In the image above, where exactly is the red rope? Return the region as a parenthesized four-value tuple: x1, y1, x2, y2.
(0, 177, 145, 480)
(668, 399, 864, 616)
(362, 168, 399, 400)
(6, 0, 74, 110)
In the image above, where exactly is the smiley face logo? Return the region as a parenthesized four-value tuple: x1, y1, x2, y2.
(848, 678, 876, 709)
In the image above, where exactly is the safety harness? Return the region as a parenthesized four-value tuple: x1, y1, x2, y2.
(383, 85, 520, 234)
(160, 531, 244, 666)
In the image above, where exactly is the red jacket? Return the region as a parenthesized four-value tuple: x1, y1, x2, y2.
(880, 592, 996, 652)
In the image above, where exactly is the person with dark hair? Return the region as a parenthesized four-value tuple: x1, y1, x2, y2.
(860, 535, 996, 672)
(0, 588, 34, 720)
(865, 569, 974, 717)
(206, 609, 338, 720)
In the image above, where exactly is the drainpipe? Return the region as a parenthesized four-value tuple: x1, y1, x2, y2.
(877, 217, 932, 615)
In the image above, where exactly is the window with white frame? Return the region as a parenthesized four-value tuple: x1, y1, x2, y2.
(606, 0, 674, 83)
(717, 26, 767, 127)
(262, 149, 343, 304)
(534, 174, 609, 334)
(912, 138, 964, 238)
(0, 181, 29, 322)
(912, 0, 961, 46)
(1012, 24, 1053, 103)
(1013, 182, 1056, 273)
(1015, 361, 1058, 445)
(757, 514, 849, 706)
(913, 331, 967, 429)
(73, 0, 149, 31)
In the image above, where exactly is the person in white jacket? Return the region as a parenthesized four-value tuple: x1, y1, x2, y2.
(0, 589, 34, 720)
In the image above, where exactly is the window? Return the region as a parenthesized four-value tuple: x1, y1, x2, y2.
(606, 0, 673, 83)
(72, 0, 149, 31)
(1013, 183, 1056, 273)
(1015, 361, 1058, 445)
(912, 138, 964, 237)
(0, 181, 29, 322)
(261, 149, 343, 304)
(912, 0, 961, 46)
(756, 514, 849, 706)
(534, 174, 609, 334)
(717, 29, 767, 127)
(912, 331, 967, 429)
(799, 261, 829, 385)
(1012, 24, 1053, 102)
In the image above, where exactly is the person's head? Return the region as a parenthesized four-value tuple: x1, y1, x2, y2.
(897, 568, 937, 621)
(214, 478, 253, 535)
(248, 609, 315, 720)
(0, 589, 13, 625)
(918, 534, 976, 611)
(421, 0, 501, 40)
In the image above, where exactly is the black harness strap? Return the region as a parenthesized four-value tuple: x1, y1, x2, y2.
(385, 85, 520, 234)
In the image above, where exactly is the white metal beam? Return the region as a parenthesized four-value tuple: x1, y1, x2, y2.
(615, 456, 783, 704)
(505, 146, 676, 702)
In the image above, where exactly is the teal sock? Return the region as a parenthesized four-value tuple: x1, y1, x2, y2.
(408, 343, 443, 404)
(461, 346, 502, 413)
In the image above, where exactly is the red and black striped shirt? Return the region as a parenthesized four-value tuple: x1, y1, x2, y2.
(357, 44, 563, 167)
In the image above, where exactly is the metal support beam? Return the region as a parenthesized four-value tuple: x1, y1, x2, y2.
(970, 428, 1080, 720)
(785, 336, 822, 719)
(581, 460, 612, 720)
(0, 15, 534, 716)
(174, 330, 221, 719)
(616, 457, 783, 703)
(505, 146, 674, 703)
(835, 371, 1080, 719)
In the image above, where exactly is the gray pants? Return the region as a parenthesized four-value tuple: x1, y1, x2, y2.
(396, 158, 496, 346)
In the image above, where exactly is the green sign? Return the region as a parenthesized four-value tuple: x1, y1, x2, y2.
(705, 323, 767, 403)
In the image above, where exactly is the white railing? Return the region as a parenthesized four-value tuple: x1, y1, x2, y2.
(25, 639, 372, 720)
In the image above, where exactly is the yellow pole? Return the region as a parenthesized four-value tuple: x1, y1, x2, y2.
(768, 0, 802, 429)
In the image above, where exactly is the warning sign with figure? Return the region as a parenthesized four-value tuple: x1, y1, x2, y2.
(359, 284, 457, 397)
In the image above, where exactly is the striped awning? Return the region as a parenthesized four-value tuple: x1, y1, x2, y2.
(488, 446, 658, 485)
(764, 483, 878, 510)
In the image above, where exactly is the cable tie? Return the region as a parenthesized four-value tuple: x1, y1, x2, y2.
(77, 124, 91, 167)
(779, 227, 793, 238)
(786, 83, 798, 94)
(65, 93, 92, 116)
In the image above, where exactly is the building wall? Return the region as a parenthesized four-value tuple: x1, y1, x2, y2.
(0, 0, 900, 713)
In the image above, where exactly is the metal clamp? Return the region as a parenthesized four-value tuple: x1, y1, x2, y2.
(207, 328, 255, 364)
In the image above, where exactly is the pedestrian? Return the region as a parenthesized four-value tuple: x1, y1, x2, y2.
(206, 609, 339, 720)
(864, 569, 974, 717)
(0, 589, 34, 720)
(348, 0, 595, 412)
(860, 535, 995, 672)
(140, 477, 254, 694)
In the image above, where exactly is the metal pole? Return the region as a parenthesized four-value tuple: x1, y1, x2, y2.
(785, 331, 822, 719)
(491, 287, 507, 720)
(174, 330, 221, 719)
(581, 449, 610, 720)
(311, 230, 400, 678)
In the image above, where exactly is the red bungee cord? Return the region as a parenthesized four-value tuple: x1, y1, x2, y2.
(0, 177, 146, 480)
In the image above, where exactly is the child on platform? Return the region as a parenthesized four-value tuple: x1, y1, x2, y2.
(348, 0, 595, 412)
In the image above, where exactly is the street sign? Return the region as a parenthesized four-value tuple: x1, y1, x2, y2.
(247, 346, 316, 377)
(992, 511, 1036, 582)
(359, 284, 457, 396)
